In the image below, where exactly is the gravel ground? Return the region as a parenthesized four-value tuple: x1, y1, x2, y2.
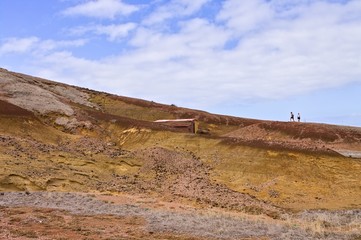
(1, 191, 359, 240)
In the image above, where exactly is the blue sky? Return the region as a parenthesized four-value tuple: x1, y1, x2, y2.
(1, 0, 361, 126)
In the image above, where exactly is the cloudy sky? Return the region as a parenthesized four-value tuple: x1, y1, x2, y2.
(1, 0, 361, 126)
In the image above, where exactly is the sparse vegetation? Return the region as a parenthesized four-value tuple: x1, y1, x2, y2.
(1, 68, 361, 239)
(10, 229, 38, 238)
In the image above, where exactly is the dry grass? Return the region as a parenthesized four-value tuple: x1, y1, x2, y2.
(2, 68, 361, 239)
(1, 193, 360, 239)
(297, 210, 361, 235)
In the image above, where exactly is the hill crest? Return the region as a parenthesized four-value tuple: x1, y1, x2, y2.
(1, 67, 361, 239)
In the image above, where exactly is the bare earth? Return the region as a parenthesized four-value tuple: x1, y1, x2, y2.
(1, 68, 361, 239)
(1, 192, 360, 240)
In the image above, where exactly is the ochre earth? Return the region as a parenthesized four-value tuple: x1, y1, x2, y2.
(1, 68, 361, 239)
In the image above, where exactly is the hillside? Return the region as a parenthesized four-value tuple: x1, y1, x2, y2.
(1, 67, 361, 239)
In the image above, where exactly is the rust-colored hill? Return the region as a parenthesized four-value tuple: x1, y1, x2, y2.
(1, 67, 361, 239)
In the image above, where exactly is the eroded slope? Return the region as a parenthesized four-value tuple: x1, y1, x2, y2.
(1, 68, 361, 239)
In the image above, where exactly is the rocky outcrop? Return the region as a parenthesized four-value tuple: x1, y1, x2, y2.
(0, 69, 98, 116)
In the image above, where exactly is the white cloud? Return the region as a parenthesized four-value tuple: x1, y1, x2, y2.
(0, 37, 86, 56)
(38, 39, 87, 53)
(6, 0, 361, 110)
(177, 0, 211, 15)
(0, 37, 39, 55)
(143, 0, 210, 25)
(131, 18, 229, 54)
(71, 23, 137, 41)
(62, 0, 139, 19)
(217, 0, 274, 34)
(95, 23, 137, 41)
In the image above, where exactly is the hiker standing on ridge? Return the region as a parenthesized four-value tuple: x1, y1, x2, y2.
(290, 112, 295, 122)
(297, 113, 301, 122)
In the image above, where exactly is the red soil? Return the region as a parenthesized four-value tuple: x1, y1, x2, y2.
(0, 100, 34, 117)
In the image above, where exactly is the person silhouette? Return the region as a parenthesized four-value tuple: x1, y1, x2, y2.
(297, 113, 301, 122)
(290, 112, 295, 122)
